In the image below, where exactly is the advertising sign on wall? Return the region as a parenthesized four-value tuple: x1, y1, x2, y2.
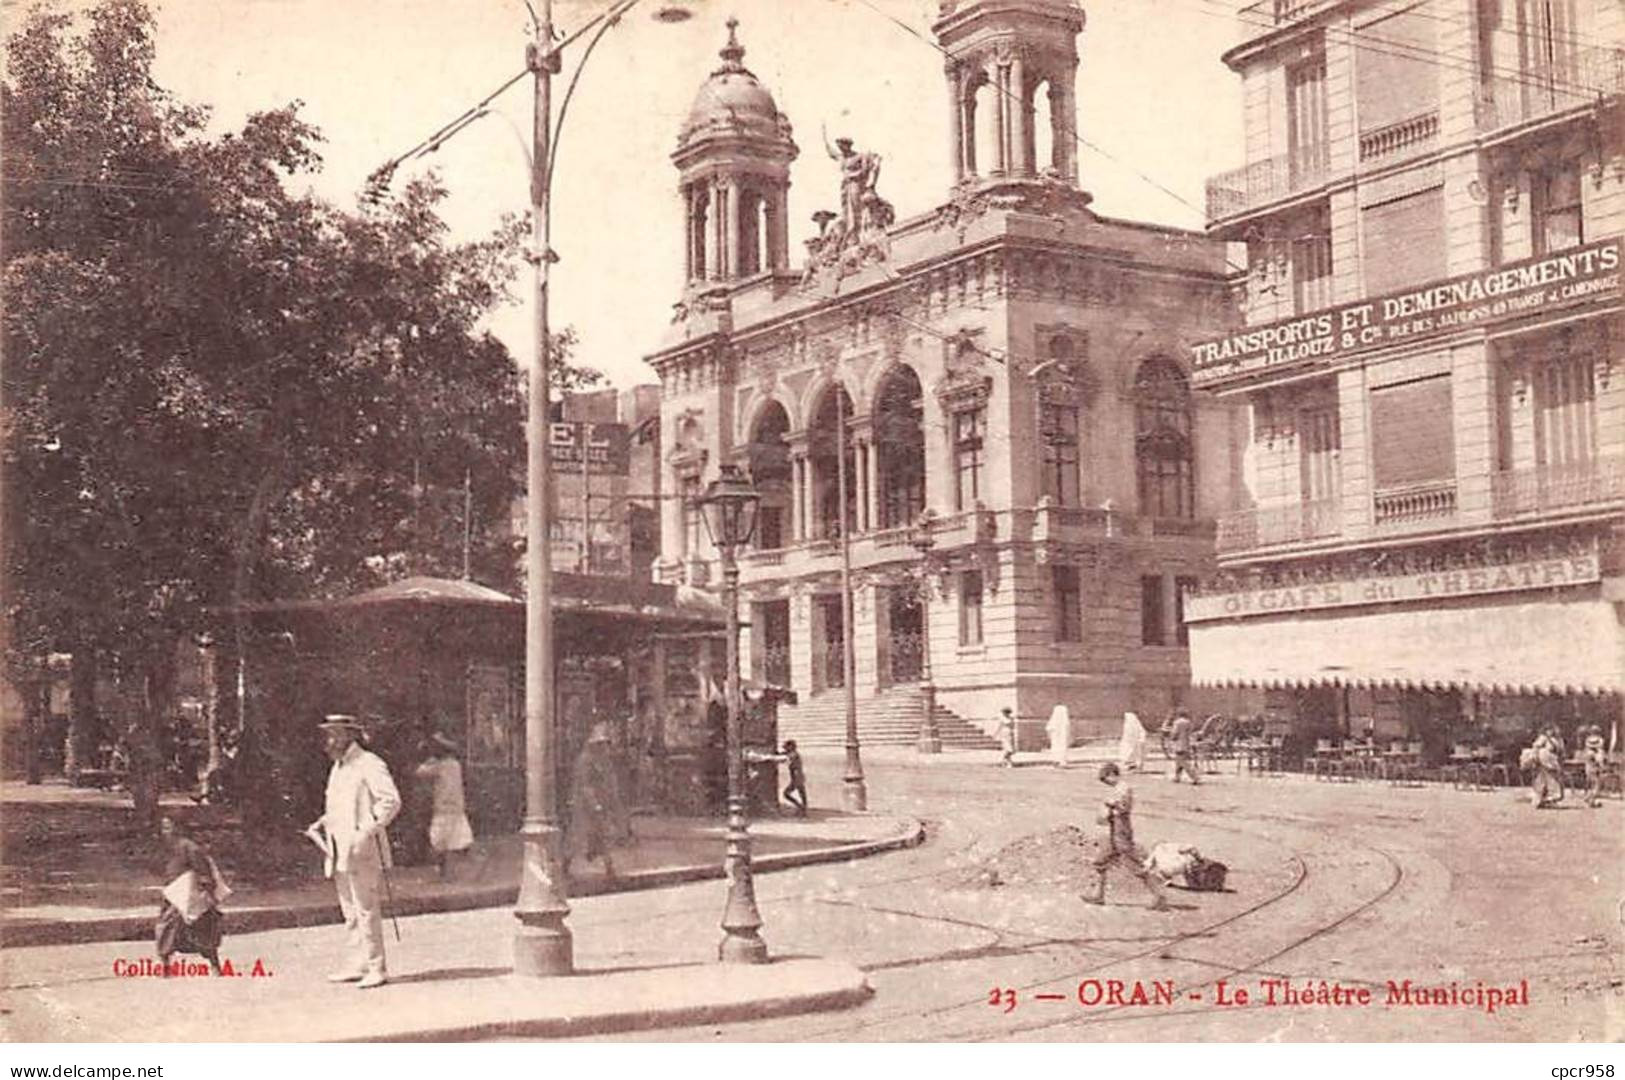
(1188, 236, 1620, 387)
(1183, 549, 1601, 623)
(550, 421, 631, 475)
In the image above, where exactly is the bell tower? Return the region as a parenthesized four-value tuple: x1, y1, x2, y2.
(673, 19, 798, 291)
(933, 0, 1085, 186)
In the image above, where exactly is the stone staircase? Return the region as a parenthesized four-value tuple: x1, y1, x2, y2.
(776, 684, 1000, 750)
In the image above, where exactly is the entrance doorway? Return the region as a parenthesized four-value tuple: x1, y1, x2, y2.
(887, 589, 923, 684)
(753, 599, 791, 686)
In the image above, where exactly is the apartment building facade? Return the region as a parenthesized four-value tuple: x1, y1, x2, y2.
(1187, 0, 1624, 742)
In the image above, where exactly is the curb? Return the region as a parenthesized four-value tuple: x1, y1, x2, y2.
(2, 817, 925, 949)
(358, 962, 873, 1042)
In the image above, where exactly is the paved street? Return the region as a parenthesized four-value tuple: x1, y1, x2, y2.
(3, 751, 1619, 1041)
(576, 750, 1624, 1042)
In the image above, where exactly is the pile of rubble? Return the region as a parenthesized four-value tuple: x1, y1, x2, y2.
(956, 824, 1106, 890)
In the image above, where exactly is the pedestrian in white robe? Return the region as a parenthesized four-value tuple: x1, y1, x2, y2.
(1119, 711, 1148, 773)
(1046, 705, 1071, 767)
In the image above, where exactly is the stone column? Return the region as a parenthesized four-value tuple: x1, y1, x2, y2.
(1053, 70, 1078, 182)
(791, 453, 807, 541)
(962, 82, 979, 175)
(710, 179, 726, 280)
(725, 179, 741, 281)
(767, 188, 786, 270)
(864, 438, 877, 526)
(991, 61, 1008, 177)
(683, 186, 694, 281)
(947, 63, 965, 184)
(1009, 54, 1028, 178)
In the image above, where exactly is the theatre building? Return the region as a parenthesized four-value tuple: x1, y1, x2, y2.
(648, 3, 1250, 747)
(1186, 0, 1623, 749)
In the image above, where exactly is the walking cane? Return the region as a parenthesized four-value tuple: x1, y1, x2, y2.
(373, 832, 402, 943)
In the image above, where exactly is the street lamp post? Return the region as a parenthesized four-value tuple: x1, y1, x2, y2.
(512, 0, 691, 979)
(513, 0, 572, 978)
(836, 391, 867, 811)
(363, 0, 692, 980)
(910, 511, 941, 755)
(698, 463, 769, 964)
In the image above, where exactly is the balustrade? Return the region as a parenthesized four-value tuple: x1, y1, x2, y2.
(1358, 111, 1438, 163)
(1373, 481, 1457, 528)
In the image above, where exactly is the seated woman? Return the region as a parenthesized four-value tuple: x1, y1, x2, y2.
(155, 815, 227, 974)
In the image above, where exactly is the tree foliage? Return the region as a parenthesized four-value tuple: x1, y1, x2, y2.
(2, 0, 593, 820)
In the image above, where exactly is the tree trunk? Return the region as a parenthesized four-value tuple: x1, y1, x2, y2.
(23, 658, 46, 784)
(232, 465, 285, 827)
(119, 646, 164, 830)
(201, 642, 220, 775)
(66, 645, 97, 782)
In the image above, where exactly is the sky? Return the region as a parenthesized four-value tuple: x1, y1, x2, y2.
(144, 0, 1247, 389)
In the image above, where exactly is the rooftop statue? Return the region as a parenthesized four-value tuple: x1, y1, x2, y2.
(802, 131, 896, 291)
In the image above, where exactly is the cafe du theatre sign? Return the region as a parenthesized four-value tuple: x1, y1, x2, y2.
(1184, 548, 1602, 623)
(1189, 235, 1621, 387)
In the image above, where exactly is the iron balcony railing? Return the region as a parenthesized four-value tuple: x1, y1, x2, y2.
(1205, 146, 1331, 222)
(1239, 0, 1335, 26)
(1476, 47, 1625, 133)
(1216, 497, 1341, 554)
(1491, 456, 1625, 519)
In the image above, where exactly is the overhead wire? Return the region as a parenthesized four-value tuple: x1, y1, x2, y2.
(1180, 0, 1618, 101)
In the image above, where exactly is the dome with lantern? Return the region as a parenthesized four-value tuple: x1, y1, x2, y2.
(676, 18, 794, 153)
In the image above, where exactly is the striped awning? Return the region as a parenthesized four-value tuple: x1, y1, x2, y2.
(1189, 593, 1623, 696)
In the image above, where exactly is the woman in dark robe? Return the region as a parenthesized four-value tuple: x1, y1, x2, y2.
(154, 815, 224, 974)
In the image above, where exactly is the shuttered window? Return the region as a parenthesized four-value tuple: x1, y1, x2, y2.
(1362, 188, 1445, 296)
(1537, 354, 1596, 468)
(1299, 406, 1341, 502)
(1370, 376, 1455, 488)
(1355, 6, 1438, 132)
(1287, 55, 1329, 184)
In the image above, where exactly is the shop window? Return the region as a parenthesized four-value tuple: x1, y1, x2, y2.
(1534, 161, 1583, 256)
(1174, 575, 1197, 647)
(952, 407, 985, 511)
(1141, 575, 1166, 646)
(958, 570, 984, 646)
(1052, 566, 1081, 643)
(1040, 402, 1080, 505)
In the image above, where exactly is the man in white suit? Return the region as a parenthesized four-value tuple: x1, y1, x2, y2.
(308, 715, 401, 989)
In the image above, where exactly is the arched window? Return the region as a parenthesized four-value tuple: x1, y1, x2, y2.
(1134, 357, 1194, 520)
(747, 402, 791, 550)
(1038, 332, 1088, 505)
(873, 367, 925, 529)
(810, 386, 857, 539)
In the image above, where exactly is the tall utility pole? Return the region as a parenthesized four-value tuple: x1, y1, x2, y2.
(514, 0, 573, 978)
(836, 391, 866, 811)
